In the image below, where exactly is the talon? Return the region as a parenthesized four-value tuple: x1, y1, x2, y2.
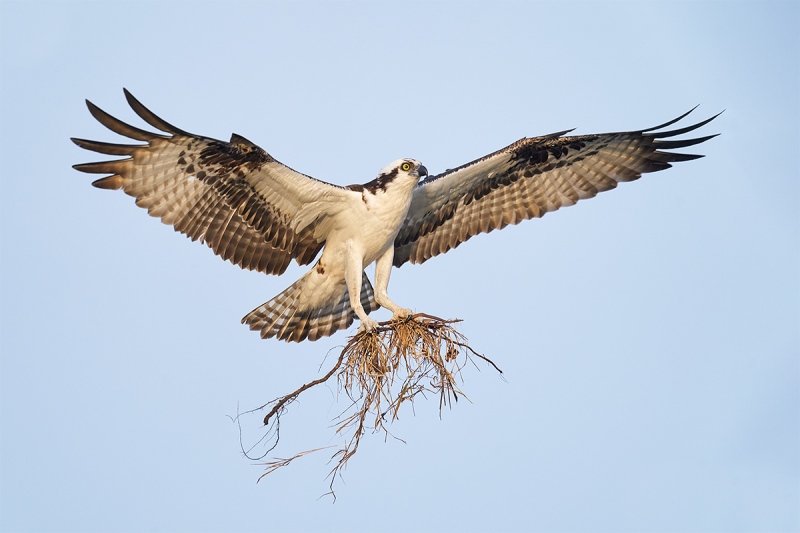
(392, 308, 413, 320)
(358, 317, 380, 333)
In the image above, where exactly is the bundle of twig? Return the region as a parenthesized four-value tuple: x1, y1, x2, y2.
(252, 313, 500, 495)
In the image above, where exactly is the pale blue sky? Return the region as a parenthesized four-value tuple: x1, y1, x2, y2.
(1, 1, 798, 532)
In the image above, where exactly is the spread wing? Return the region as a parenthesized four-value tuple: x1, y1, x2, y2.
(393, 108, 720, 267)
(72, 89, 352, 275)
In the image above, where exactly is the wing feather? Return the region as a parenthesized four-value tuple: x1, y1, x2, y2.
(394, 109, 720, 266)
(72, 89, 351, 275)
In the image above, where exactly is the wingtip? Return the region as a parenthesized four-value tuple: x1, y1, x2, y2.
(122, 87, 138, 105)
(122, 88, 190, 136)
(91, 176, 125, 190)
(645, 109, 723, 139)
(123, 87, 137, 107)
(642, 106, 698, 132)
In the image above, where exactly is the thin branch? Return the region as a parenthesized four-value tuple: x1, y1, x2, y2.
(247, 313, 502, 494)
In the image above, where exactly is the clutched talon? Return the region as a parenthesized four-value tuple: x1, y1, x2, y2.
(391, 308, 413, 323)
(357, 317, 380, 334)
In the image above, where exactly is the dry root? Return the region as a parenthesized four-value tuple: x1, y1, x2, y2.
(246, 313, 500, 496)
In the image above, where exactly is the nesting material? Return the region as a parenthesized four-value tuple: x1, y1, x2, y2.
(255, 313, 500, 493)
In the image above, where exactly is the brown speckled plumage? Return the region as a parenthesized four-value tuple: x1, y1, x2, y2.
(73, 90, 719, 342)
(393, 109, 719, 267)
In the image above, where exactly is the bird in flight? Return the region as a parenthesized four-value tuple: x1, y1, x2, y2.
(73, 90, 718, 342)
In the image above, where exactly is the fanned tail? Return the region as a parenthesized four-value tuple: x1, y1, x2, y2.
(242, 271, 378, 342)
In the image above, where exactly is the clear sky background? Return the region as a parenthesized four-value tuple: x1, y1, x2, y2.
(1, 1, 798, 532)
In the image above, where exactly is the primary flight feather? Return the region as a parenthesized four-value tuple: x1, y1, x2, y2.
(73, 89, 719, 342)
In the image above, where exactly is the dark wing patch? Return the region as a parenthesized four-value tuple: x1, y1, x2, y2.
(72, 89, 332, 275)
(394, 109, 720, 267)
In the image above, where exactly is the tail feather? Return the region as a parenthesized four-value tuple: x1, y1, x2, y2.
(242, 271, 379, 342)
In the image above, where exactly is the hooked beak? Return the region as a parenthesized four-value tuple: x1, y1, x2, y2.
(416, 164, 428, 178)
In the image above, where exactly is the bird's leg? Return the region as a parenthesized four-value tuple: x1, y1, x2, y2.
(344, 244, 379, 333)
(373, 246, 412, 321)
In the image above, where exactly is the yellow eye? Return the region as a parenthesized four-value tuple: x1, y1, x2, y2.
(401, 162, 412, 172)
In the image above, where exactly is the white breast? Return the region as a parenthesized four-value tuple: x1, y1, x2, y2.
(324, 176, 418, 268)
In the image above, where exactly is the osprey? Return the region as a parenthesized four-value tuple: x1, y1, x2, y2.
(73, 90, 718, 342)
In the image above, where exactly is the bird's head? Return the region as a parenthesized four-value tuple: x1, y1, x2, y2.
(379, 158, 428, 183)
(357, 159, 428, 194)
